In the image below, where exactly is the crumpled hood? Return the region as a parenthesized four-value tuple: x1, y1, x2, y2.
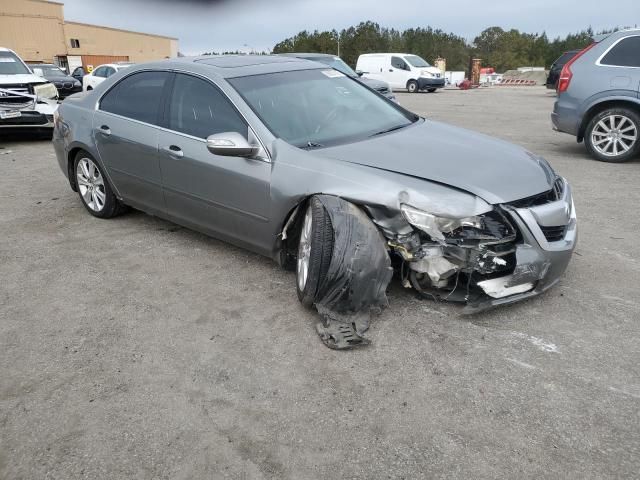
(0, 74, 49, 85)
(315, 120, 556, 204)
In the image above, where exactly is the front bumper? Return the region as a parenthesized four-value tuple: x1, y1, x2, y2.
(0, 101, 57, 129)
(464, 180, 577, 312)
(417, 77, 445, 90)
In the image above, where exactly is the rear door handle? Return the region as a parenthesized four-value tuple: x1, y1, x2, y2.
(98, 125, 111, 135)
(162, 145, 184, 159)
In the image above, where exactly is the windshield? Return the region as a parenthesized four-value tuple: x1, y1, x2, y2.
(34, 65, 67, 76)
(229, 69, 417, 148)
(405, 55, 431, 68)
(0, 51, 31, 75)
(311, 57, 358, 77)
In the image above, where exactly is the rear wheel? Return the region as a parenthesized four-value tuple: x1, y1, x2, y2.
(407, 80, 418, 93)
(296, 197, 334, 308)
(74, 151, 125, 218)
(584, 108, 639, 163)
(427, 88, 437, 93)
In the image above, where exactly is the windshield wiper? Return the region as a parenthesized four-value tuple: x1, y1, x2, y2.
(369, 123, 410, 137)
(302, 141, 325, 149)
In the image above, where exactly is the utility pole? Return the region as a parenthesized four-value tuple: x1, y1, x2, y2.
(337, 33, 340, 57)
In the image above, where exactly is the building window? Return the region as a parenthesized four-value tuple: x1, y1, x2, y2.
(70, 39, 80, 48)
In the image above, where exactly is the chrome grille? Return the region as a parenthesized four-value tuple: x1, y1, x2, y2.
(0, 85, 34, 110)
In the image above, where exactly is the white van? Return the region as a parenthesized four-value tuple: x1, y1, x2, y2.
(356, 53, 445, 93)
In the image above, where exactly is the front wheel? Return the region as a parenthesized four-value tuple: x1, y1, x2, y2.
(584, 108, 639, 163)
(407, 80, 418, 93)
(296, 197, 334, 308)
(427, 88, 437, 93)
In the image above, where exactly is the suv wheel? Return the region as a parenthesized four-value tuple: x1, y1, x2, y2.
(585, 108, 639, 163)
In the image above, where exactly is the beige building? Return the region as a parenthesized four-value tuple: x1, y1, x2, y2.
(0, 0, 178, 71)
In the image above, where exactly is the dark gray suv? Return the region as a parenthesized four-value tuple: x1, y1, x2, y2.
(552, 29, 640, 163)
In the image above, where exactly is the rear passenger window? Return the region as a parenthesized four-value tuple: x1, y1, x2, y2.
(168, 74, 247, 139)
(600, 36, 640, 67)
(100, 71, 169, 125)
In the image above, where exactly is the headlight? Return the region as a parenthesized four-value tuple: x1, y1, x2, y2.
(421, 70, 433, 78)
(33, 83, 58, 100)
(73, 80, 81, 87)
(401, 204, 482, 241)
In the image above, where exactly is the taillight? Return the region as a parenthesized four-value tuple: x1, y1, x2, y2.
(557, 43, 596, 93)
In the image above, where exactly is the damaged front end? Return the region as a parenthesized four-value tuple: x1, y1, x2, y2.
(0, 83, 58, 130)
(379, 177, 577, 313)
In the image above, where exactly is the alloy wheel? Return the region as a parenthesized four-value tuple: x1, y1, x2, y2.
(297, 206, 313, 291)
(591, 114, 637, 157)
(76, 157, 106, 212)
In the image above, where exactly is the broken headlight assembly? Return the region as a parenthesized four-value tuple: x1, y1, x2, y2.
(33, 83, 58, 101)
(400, 204, 484, 242)
(397, 204, 519, 300)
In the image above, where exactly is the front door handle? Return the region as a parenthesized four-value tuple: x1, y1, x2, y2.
(162, 145, 184, 159)
(389, 68, 394, 72)
(98, 125, 111, 135)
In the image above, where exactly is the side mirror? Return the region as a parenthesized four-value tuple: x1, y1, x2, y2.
(355, 70, 365, 77)
(206, 132, 259, 157)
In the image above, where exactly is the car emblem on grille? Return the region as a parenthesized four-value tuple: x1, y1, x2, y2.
(0, 91, 8, 97)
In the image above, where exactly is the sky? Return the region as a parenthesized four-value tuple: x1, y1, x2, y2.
(60, 0, 639, 55)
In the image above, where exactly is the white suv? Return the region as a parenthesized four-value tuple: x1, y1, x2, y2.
(0, 47, 59, 133)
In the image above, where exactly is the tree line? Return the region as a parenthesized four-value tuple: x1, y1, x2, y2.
(271, 21, 625, 72)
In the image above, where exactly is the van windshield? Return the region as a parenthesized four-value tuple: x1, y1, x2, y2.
(405, 55, 431, 68)
(229, 69, 418, 148)
(0, 51, 31, 75)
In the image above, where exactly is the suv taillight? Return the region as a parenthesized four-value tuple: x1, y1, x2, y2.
(557, 43, 596, 93)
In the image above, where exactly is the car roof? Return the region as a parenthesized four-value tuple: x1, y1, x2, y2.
(132, 55, 325, 79)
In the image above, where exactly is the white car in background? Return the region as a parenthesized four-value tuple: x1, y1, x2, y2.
(83, 62, 134, 91)
(0, 47, 58, 134)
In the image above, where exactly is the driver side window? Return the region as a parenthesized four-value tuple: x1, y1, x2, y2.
(168, 74, 248, 140)
(391, 56, 408, 70)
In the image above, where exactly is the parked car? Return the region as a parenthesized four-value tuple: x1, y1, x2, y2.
(0, 47, 58, 134)
(279, 53, 395, 101)
(545, 50, 579, 90)
(71, 66, 86, 82)
(30, 63, 82, 99)
(83, 62, 134, 91)
(552, 29, 640, 162)
(53, 55, 576, 319)
(356, 53, 445, 93)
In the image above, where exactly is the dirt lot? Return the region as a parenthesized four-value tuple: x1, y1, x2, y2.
(1, 87, 639, 479)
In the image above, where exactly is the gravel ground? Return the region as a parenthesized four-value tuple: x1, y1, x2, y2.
(1, 87, 639, 479)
